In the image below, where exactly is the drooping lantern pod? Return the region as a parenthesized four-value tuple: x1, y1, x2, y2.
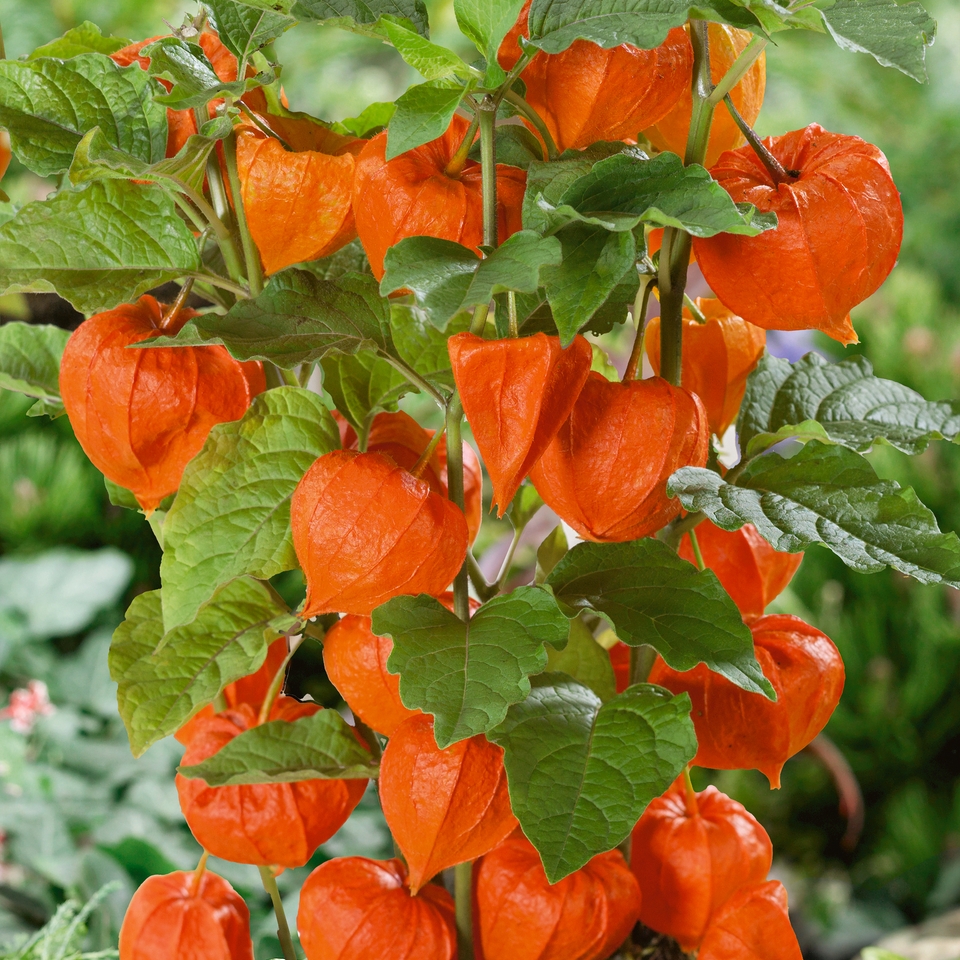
(176, 698, 367, 867)
(645, 298, 766, 437)
(644, 23, 767, 169)
(630, 778, 772, 949)
(649, 614, 845, 787)
(448, 332, 593, 514)
(529, 373, 709, 542)
(378, 714, 517, 893)
(291, 450, 468, 617)
(693, 124, 903, 345)
(498, 1, 692, 152)
(475, 835, 642, 960)
(0, 131, 11, 182)
(119, 869, 254, 960)
(60, 295, 265, 511)
(678, 520, 803, 620)
(297, 857, 456, 960)
(698, 881, 803, 960)
(352, 114, 526, 280)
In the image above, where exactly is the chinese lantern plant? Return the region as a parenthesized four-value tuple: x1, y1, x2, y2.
(0, 1, 951, 959)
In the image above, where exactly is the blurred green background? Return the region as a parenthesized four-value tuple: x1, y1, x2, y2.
(1, 0, 959, 956)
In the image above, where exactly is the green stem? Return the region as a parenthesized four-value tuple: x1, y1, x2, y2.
(623, 278, 654, 381)
(187, 271, 250, 300)
(469, 303, 489, 337)
(455, 861, 475, 960)
(380, 354, 446, 408)
(688, 528, 706, 571)
(258, 866, 297, 960)
(502, 89, 558, 160)
(466, 552, 498, 602)
(684, 21, 715, 167)
(412, 424, 447, 478)
(478, 97, 498, 249)
(445, 112, 481, 178)
(507, 290, 518, 338)
(493, 48, 537, 109)
(222, 126, 264, 297)
(495, 527, 523, 590)
(257, 634, 304, 726)
(353, 716, 383, 763)
(707, 36, 768, 106)
(684, 293, 707, 324)
(723, 94, 798, 183)
(446, 402, 470, 623)
(629, 645, 656, 687)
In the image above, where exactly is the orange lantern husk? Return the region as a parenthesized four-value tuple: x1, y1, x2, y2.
(291, 450, 468, 617)
(379, 714, 517, 893)
(645, 298, 766, 437)
(649, 614, 845, 788)
(476, 834, 642, 960)
(119, 870, 254, 960)
(59, 295, 265, 512)
(448, 332, 593, 514)
(498, 1, 692, 152)
(529, 373, 709, 542)
(176, 698, 367, 868)
(645, 24, 766, 169)
(352, 115, 526, 280)
(677, 520, 803, 620)
(297, 857, 456, 960)
(698, 881, 803, 960)
(630, 780, 772, 950)
(692, 124, 903, 345)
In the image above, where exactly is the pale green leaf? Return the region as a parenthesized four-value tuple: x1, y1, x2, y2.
(205, 0, 296, 62)
(377, 16, 475, 80)
(454, 0, 527, 67)
(386, 81, 464, 159)
(320, 350, 410, 434)
(27, 23, 131, 60)
(291, 0, 430, 36)
(546, 617, 617, 701)
(0, 323, 68, 412)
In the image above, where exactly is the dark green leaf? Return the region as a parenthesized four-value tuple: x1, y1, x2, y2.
(179, 709, 379, 784)
(300, 239, 373, 279)
(160, 388, 341, 631)
(0, 181, 201, 315)
(391, 302, 469, 392)
(547, 539, 773, 697)
(668, 441, 960, 587)
(489, 674, 696, 881)
(373, 587, 569, 747)
(386, 81, 465, 159)
(109, 580, 286, 756)
(0, 323, 69, 413)
(522, 156, 597, 235)
(145, 270, 390, 366)
(27, 23, 131, 59)
(546, 616, 617, 701)
(821, 0, 936, 82)
(320, 350, 410, 434)
(740, 352, 960, 457)
(205, 0, 296, 61)
(291, 0, 430, 36)
(0, 55, 167, 177)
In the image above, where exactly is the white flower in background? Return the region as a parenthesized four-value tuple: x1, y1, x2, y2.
(0, 680, 55, 733)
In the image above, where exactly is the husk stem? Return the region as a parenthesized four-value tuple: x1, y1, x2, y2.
(502, 89, 558, 160)
(221, 118, 265, 297)
(258, 866, 297, 960)
(723, 93, 799, 184)
(455, 861, 474, 959)
(624, 277, 655, 381)
(445, 112, 481, 178)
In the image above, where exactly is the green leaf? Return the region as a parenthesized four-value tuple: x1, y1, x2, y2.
(0, 54, 168, 177)
(205, 0, 297, 62)
(546, 616, 617, 702)
(391, 303, 469, 392)
(145, 270, 390, 366)
(454, 0, 527, 68)
(373, 586, 569, 748)
(821, 0, 936, 83)
(536, 525, 569, 583)
(0, 181, 201, 315)
(507, 484, 545, 530)
(320, 350, 410, 434)
(0, 323, 69, 414)
(160, 388, 341, 632)
(547, 539, 774, 697)
(489, 674, 696, 881)
(543, 225, 638, 346)
(291, 0, 430, 36)
(668, 441, 960, 587)
(331, 101, 396, 137)
(142, 36, 273, 110)
(386, 81, 465, 159)
(739, 352, 960, 457)
(377, 16, 476, 80)
(522, 156, 598, 235)
(27, 23, 131, 60)
(109, 579, 287, 757)
(537, 151, 777, 238)
(470, 123, 545, 169)
(380, 232, 562, 328)
(178, 709, 379, 785)
(104, 477, 144, 512)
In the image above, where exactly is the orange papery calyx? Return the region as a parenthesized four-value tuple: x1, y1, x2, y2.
(698, 881, 803, 960)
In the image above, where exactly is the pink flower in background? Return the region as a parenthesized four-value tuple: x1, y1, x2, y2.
(0, 681, 55, 733)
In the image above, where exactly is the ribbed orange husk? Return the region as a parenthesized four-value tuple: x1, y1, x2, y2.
(341, 411, 482, 544)
(0, 131, 11, 182)
(119, 870, 253, 960)
(630, 781, 772, 950)
(476, 836, 641, 960)
(692, 124, 903, 344)
(291, 450, 468, 617)
(677, 520, 803, 620)
(645, 298, 766, 436)
(645, 24, 766, 168)
(352, 115, 526, 280)
(236, 115, 362, 275)
(529, 373, 709, 542)
(59, 295, 265, 512)
(448, 332, 593, 514)
(111, 32, 239, 158)
(649, 614, 845, 788)
(176, 698, 367, 867)
(379, 715, 517, 893)
(698, 881, 802, 960)
(297, 857, 456, 960)
(498, 1, 691, 152)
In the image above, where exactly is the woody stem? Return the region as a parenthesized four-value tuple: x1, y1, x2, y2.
(258, 866, 297, 960)
(623, 278, 654, 381)
(723, 94, 797, 184)
(455, 861, 475, 960)
(160, 278, 195, 330)
(445, 113, 480, 178)
(222, 122, 265, 297)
